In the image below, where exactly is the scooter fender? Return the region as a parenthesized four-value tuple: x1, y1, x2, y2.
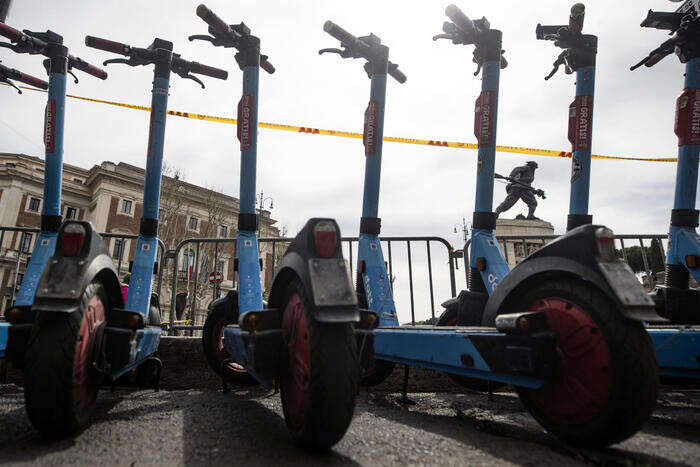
(267, 218, 359, 324)
(32, 221, 123, 314)
(482, 224, 659, 325)
(268, 251, 359, 323)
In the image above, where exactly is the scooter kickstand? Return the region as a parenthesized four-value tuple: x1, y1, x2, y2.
(398, 365, 416, 406)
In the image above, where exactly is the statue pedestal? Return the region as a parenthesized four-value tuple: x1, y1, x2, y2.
(494, 218, 555, 269)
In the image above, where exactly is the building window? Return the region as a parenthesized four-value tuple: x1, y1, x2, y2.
(65, 207, 77, 220)
(159, 209, 165, 221)
(73, 178, 83, 184)
(219, 225, 228, 238)
(188, 217, 198, 231)
(20, 232, 33, 254)
(28, 197, 40, 212)
(216, 260, 225, 273)
(113, 239, 124, 259)
(35, 167, 44, 173)
(121, 199, 132, 214)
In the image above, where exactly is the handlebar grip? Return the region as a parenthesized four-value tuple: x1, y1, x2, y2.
(645, 53, 667, 67)
(569, 3, 585, 34)
(445, 4, 476, 36)
(13, 70, 49, 89)
(388, 64, 406, 84)
(85, 36, 129, 56)
(196, 4, 230, 34)
(0, 22, 21, 41)
(260, 58, 275, 74)
(71, 56, 108, 80)
(190, 61, 228, 80)
(323, 20, 359, 46)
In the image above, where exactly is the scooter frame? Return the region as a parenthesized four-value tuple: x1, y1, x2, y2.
(0, 23, 106, 363)
(632, 0, 700, 379)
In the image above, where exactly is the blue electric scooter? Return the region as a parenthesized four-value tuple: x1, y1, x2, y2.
(0, 23, 106, 369)
(0, 59, 48, 357)
(537, 3, 597, 231)
(323, 5, 659, 447)
(631, 0, 700, 379)
(191, 5, 364, 450)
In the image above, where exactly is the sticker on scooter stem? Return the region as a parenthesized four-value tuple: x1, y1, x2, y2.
(237, 94, 254, 151)
(363, 100, 379, 156)
(44, 100, 56, 153)
(568, 95, 593, 151)
(675, 88, 700, 147)
(474, 91, 495, 147)
(571, 156, 582, 183)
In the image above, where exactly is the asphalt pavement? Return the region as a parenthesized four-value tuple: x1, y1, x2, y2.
(0, 383, 698, 466)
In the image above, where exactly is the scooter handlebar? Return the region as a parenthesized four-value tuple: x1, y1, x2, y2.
(569, 3, 585, 34)
(388, 63, 406, 83)
(189, 61, 228, 80)
(70, 55, 108, 80)
(196, 4, 230, 35)
(445, 4, 476, 37)
(85, 35, 130, 56)
(13, 69, 49, 89)
(0, 21, 21, 42)
(323, 20, 362, 48)
(260, 58, 275, 74)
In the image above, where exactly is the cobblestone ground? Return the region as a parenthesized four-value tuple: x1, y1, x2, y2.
(0, 384, 698, 466)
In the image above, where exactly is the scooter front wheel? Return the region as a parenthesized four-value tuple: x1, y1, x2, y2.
(23, 282, 107, 438)
(280, 280, 358, 450)
(500, 278, 658, 447)
(202, 304, 257, 386)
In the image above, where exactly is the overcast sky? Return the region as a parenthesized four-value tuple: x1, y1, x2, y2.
(0, 1, 691, 320)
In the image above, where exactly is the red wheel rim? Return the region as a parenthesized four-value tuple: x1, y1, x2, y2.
(526, 297, 612, 424)
(281, 292, 311, 430)
(213, 317, 248, 374)
(73, 294, 106, 413)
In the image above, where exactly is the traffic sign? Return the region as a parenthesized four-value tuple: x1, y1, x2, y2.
(209, 271, 222, 284)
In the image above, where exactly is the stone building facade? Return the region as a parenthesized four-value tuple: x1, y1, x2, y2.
(493, 218, 555, 268)
(0, 153, 279, 326)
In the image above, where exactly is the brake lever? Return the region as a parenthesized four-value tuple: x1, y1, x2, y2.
(1, 78, 21, 93)
(432, 33, 455, 41)
(188, 34, 216, 44)
(180, 73, 205, 89)
(67, 69, 78, 84)
(103, 57, 132, 67)
(318, 47, 351, 58)
(545, 51, 568, 80)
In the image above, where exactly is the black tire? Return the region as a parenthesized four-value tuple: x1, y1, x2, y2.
(202, 300, 257, 386)
(23, 282, 108, 438)
(436, 306, 505, 393)
(356, 279, 396, 386)
(280, 280, 358, 450)
(488, 277, 658, 447)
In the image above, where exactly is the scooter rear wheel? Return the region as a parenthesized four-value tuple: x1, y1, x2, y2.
(202, 304, 257, 386)
(280, 280, 358, 450)
(23, 282, 107, 438)
(497, 278, 658, 447)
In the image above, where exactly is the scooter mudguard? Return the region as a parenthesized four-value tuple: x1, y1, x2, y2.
(267, 218, 358, 323)
(32, 221, 123, 314)
(482, 224, 659, 325)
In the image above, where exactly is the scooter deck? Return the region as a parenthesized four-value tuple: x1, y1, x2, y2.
(646, 325, 700, 379)
(373, 325, 549, 388)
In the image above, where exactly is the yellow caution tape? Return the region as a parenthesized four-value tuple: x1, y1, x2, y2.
(8, 84, 677, 163)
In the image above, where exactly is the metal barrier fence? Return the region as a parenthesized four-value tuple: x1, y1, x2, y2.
(0, 225, 670, 332)
(167, 236, 457, 333)
(459, 233, 668, 290)
(0, 226, 166, 314)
